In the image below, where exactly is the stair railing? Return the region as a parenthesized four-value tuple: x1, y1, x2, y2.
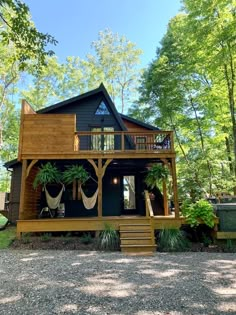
(144, 190, 155, 245)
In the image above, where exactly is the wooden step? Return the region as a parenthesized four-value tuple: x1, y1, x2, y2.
(119, 223, 156, 255)
(120, 237, 152, 245)
(121, 244, 157, 254)
(120, 231, 151, 238)
(119, 224, 151, 231)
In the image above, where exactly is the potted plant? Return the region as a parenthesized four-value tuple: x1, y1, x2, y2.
(63, 165, 89, 200)
(33, 162, 62, 189)
(145, 163, 169, 191)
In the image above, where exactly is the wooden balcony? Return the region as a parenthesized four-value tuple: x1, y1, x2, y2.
(18, 100, 175, 160)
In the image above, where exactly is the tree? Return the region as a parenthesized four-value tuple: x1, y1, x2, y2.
(0, 0, 57, 72)
(133, 2, 235, 198)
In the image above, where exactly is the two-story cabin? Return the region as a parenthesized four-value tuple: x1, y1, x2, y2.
(5, 84, 181, 253)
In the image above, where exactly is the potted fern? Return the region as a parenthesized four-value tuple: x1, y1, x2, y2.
(63, 165, 89, 200)
(145, 163, 169, 190)
(33, 162, 62, 189)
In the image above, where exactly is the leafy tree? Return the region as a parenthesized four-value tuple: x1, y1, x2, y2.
(133, 1, 235, 198)
(0, 0, 57, 72)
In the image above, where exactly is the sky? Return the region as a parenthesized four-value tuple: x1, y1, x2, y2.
(24, 0, 182, 68)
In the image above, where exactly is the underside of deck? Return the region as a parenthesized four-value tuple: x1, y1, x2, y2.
(16, 215, 186, 238)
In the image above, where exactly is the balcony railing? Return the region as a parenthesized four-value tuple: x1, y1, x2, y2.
(75, 130, 174, 154)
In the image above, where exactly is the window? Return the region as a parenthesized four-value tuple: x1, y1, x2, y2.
(91, 127, 114, 150)
(95, 101, 110, 115)
(123, 176, 136, 209)
(136, 136, 147, 150)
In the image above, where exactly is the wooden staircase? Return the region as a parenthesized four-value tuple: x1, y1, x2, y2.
(120, 223, 156, 255)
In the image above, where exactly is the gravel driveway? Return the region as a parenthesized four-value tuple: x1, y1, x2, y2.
(0, 251, 235, 315)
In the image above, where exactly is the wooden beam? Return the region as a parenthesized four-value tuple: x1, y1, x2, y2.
(26, 159, 38, 178)
(88, 159, 98, 176)
(101, 159, 112, 177)
(171, 158, 179, 219)
(97, 159, 102, 218)
(163, 180, 169, 216)
(19, 159, 27, 220)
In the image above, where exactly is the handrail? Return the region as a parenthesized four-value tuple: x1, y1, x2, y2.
(74, 130, 174, 153)
(144, 190, 154, 218)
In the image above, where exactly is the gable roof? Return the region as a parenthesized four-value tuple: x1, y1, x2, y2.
(120, 113, 159, 131)
(37, 83, 128, 132)
(37, 83, 158, 131)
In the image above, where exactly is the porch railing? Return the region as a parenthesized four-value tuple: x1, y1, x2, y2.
(75, 130, 174, 153)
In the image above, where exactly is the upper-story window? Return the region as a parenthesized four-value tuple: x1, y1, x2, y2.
(95, 101, 110, 115)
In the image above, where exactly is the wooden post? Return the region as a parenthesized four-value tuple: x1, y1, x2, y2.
(97, 159, 103, 217)
(121, 132, 124, 151)
(163, 180, 169, 216)
(171, 158, 179, 218)
(88, 158, 112, 218)
(19, 159, 27, 220)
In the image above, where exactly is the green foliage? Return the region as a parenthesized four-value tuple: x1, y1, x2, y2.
(0, 226, 16, 248)
(22, 232, 31, 244)
(145, 164, 169, 189)
(33, 162, 62, 189)
(158, 229, 190, 252)
(202, 233, 212, 247)
(98, 223, 120, 251)
(181, 199, 215, 228)
(225, 239, 234, 252)
(41, 232, 52, 242)
(0, 0, 57, 71)
(0, 214, 8, 226)
(80, 233, 93, 245)
(63, 165, 89, 185)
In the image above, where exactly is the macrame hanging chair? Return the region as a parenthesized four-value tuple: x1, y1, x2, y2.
(80, 187, 98, 210)
(43, 184, 65, 209)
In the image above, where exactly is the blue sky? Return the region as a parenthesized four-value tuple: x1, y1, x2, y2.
(24, 0, 182, 68)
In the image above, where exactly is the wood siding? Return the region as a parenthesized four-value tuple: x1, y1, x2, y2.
(122, 118, 152, 131)
(8, 164, 21, 223)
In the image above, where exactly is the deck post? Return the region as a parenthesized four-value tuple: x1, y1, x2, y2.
(19, 159, 27, 220)
(97, 159, 103, 217)
(163, 180, 169, 216)
(171, 158, 179, 218)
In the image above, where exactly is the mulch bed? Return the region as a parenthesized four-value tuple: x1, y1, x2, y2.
(10, 236, 235, 252)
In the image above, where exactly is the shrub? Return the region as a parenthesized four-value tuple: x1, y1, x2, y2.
(80, 233, 93, 245)
(41, 232, 52, 242)
(98, 223, 120, 251)
(181, 199, 215, 228)
(158, 229, 190, 252)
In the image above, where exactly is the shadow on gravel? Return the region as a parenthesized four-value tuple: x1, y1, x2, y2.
(0, 251, 235, 314)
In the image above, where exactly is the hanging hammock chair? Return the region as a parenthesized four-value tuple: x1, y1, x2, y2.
(80, 187, 98, 210)
(43, 184, 65, 209)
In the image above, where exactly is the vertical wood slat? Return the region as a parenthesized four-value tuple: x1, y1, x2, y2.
(97, 159, 102, 217)
(171, 158, 179, 219)
(19, 160, 27, 220)
(163, 180, 169, 216)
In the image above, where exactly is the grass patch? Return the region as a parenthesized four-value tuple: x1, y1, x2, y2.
(158, 229, 190, 252)
(0, 226, 16, 249)
(0, 214, 8, 226)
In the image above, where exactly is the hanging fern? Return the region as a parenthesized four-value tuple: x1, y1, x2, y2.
(145, 163, 169, 189)
(62, 165, 89, 185)
(33, 162, 62, 189)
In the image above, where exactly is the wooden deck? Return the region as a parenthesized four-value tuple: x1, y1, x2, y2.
(16, 215, 184, 238)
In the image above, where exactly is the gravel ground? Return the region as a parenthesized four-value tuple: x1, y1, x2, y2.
(0, 251, 236, 315)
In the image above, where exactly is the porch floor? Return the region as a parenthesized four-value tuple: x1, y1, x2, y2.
(16, 215, 184, 238)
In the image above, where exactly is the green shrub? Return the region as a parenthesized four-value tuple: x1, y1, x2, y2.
(181, 199, 215, 228)
(202, 233, 212, 247)
(22, 232, 31, 244)
(98, 223, 120, 251)
(158, 229, 190, 252)
(80, 233, 93, 245)
(41, 232, 52, 242)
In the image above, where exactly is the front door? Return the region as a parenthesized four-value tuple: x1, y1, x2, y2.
(122, 175, 137, 215)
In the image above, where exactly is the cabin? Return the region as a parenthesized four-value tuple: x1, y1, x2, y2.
(5, 84, 182, 254)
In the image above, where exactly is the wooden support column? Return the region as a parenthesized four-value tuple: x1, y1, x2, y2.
(26, 159, 38, 178)
(19, 159, 27, 220)
(163, 180, 169, 216)
(88, 158, 112, 218)
(171, 158, 179, 219)
(97, 159, 103, 217)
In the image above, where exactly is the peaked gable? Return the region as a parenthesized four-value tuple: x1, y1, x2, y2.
(37, 84, 127, 132)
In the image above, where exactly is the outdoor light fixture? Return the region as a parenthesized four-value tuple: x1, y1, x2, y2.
(113, 177, 118, 184)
